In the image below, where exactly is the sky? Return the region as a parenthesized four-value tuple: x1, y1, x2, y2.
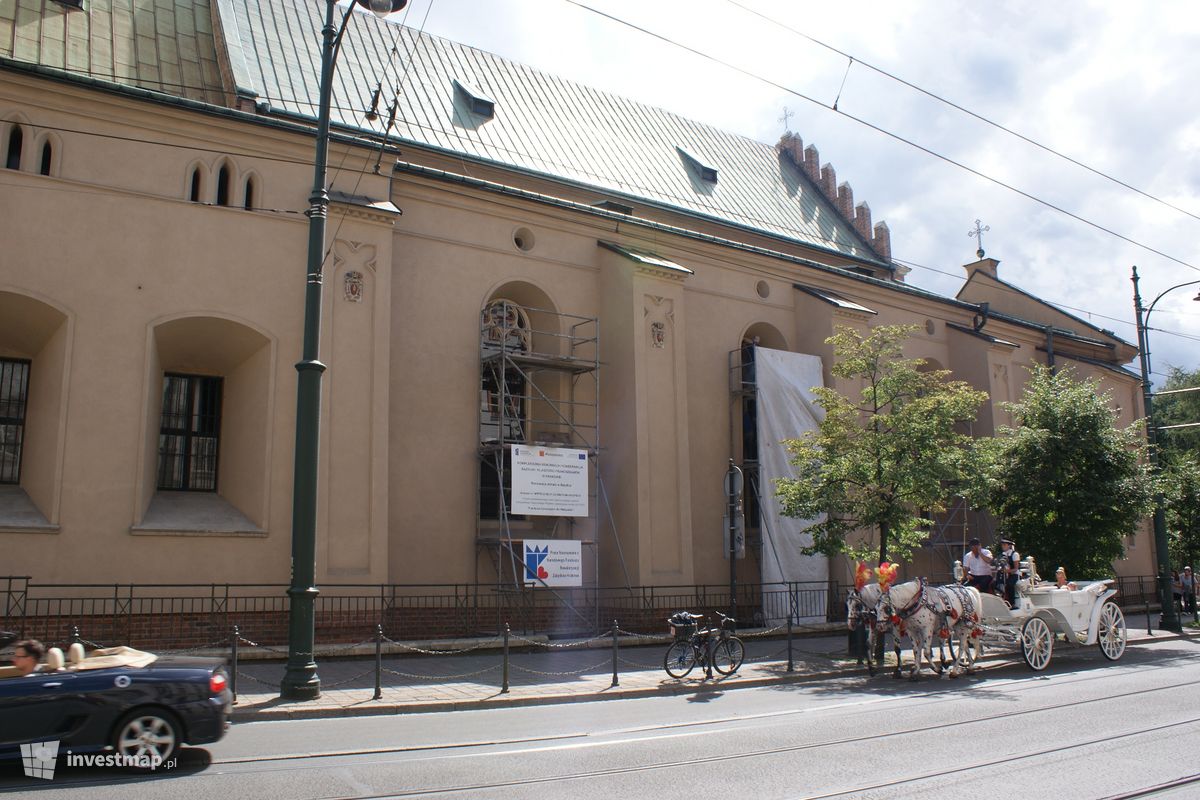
(381, 0, 1200, 382)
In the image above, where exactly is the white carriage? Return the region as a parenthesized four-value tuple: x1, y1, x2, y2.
(966, 558, 1128, 670)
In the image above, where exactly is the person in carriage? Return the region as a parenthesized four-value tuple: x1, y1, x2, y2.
(963, 538, 994, 593)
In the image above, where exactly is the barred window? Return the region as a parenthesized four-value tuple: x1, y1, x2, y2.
(156, 374, 223, 491)
(0, 358, 30, 484)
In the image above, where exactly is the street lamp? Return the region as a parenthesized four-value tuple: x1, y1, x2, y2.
(1131, 267, 1200, 635)
(281, 0, 408, 701)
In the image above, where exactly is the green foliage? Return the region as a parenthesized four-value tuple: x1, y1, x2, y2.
(775, 325, 988, 564)
(977, 365, 1154, 579)
(1155, 366, 1200, 464)
(1165, 456, 1200, 569)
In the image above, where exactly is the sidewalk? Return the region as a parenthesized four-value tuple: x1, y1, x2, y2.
(228, 626, 1197, 722)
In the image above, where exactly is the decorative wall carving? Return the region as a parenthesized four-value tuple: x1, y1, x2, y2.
(344, 271, 364, 302)
(332, 239, 378, 273)
(644, 295, 674, 349)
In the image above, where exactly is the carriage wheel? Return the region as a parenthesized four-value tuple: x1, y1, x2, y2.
(1021, 617, 1053, 670)
(1097, 601, 1127, 661)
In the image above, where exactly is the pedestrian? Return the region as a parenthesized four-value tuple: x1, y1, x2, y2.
(963, 537, 994, 593)
(996, 538, 1021, 607)
(1172, 570, 1183, 614)
(1182, 567, 1197, 617)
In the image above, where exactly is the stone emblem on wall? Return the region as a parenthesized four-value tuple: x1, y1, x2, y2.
(645, 295, 673, 349)
(650, 321, 666, 348)
(344, 271, 364, 302)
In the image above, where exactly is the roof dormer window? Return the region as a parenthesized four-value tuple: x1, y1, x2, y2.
(453, 78, 495, 119)
(677, 146, 718, 183)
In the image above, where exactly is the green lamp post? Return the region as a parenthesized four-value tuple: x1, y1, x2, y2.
(1131, 267, 1200, 635)
(281, 0, 408, 702)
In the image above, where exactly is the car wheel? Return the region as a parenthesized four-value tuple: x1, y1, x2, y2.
(111, 708, 180, 769)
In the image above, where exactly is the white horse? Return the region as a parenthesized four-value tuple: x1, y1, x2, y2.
(847, 583, 900, 677)
(930, 582, 984, 675)
(878, 579, 983, 679)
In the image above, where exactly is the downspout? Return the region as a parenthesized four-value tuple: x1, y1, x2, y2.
(1044, 325, 1056, 374)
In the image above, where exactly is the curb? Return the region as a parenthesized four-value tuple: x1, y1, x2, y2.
(230, 630, 1195, 723)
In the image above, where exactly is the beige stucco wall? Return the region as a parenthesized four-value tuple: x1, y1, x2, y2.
(0, 65, 1155, 593)
(0, 72, 394, 584)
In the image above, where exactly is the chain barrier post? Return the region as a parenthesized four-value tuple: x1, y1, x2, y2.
(786, 614, 794, 673)
(230, 625, 239, 705)
(374, 624, 383, 700)
(501, 623, 510, 694)
(610, 619, 619, 687)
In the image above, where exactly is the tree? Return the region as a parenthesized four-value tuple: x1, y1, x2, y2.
(775, 325, 988, 565)
(1154, 366, 1200, 463)
(976, 365, 1154, 579)
(1165, 456, 1200, 570)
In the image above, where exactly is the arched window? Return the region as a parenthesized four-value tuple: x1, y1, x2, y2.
(189, 168, 202, 202)
(5, 125, 22, 170)
(243, 177, 255, 209)
(479, 299, 531, 520)
(39, 140, 52, 176)
(216, 164, 231, 206)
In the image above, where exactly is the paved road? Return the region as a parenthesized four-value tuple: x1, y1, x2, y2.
(4, 636, 1198, 799)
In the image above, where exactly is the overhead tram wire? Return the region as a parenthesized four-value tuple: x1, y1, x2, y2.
(13, 29, 1200, 344)
(560, 0, 1200, 275)
(22, 46, 1195, 275)
(322, 0, 438, 267)
(14, 114, 1200, 354)
(722, 0, 1200, 226)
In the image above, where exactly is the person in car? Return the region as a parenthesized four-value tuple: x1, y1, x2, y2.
(10, 639, 45, 675)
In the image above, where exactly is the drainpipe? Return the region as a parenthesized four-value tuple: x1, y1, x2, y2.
(1044, 326, 1056, 374)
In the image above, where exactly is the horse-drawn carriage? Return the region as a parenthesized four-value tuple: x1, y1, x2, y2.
(848, 557, 1128, 679)
(970, 561, 1127, 670)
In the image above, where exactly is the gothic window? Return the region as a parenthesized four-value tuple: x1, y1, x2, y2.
(740, 337, 760, 529)
(189, 168, 202, 202)
(216, 164, 231, 206)
(38, 140, 52, 175)
(479, 299, 531, 520)
(244, 176, 256, 209)
(4, 125, 22, 170)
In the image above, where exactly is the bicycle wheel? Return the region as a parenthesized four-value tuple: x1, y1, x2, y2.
(664, 641, 697, 678)
(711, 636, 745, 675)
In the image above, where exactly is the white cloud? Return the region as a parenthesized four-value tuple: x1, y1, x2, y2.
(405, 0, 1200, 377)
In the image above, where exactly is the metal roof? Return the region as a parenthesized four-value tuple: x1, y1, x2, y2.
(0, 0, 227, 105)
(214, 0, 881, 263)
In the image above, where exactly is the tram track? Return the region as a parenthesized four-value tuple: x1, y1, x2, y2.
(251, 714, 1200, 800)
(16, 671, 1200, 795)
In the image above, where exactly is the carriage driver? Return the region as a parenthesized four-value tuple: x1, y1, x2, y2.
(963, 538, 994, 593)
(997, 538, 1021, 607)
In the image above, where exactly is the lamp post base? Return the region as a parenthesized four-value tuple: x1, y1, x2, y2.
(280, 663, 321, 700)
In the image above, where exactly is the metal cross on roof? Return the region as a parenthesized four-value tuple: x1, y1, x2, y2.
(968, 219, 990, 259)
(779, 106, 794, 133)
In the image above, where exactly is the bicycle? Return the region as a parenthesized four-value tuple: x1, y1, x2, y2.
(663, 611, 746, 678)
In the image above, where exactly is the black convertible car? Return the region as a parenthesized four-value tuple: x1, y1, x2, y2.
(0, 632, 231, 769)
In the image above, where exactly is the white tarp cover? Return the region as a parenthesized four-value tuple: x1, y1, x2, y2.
(754, 347, 828, 623)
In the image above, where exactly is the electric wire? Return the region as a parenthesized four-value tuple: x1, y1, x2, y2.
(721, 0, 1200, 225)
(11, 5, 1198, 278)
(560, 0, 1200, 275)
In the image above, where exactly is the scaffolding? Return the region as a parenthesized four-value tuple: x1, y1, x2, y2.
(730, 342, 990, 582)
(475, 300, 604, 600)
